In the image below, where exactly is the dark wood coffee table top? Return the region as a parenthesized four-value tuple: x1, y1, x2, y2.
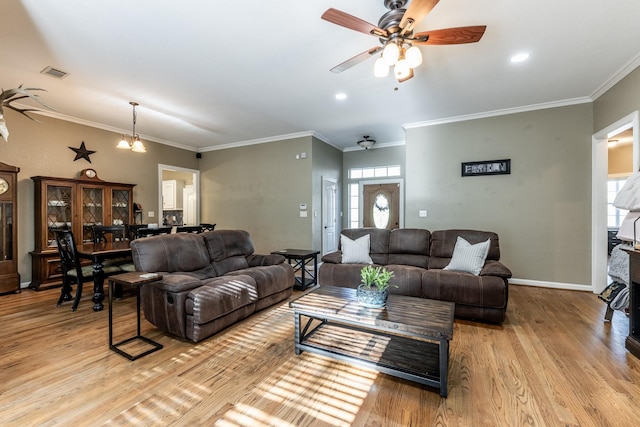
(289, 285, 454, 341)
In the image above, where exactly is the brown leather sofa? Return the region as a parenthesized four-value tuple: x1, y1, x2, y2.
(130, 230, 294, 342)
(318, 228, 511, 323)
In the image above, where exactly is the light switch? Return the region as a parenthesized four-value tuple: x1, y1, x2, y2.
(419, 210, 427, 218)
(148, 211, 155, 217)
(300, 211, 308, 218)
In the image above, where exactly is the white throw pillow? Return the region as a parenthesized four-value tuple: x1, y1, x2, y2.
(341, 234, 373, 264)
(443, 236, 491, 275)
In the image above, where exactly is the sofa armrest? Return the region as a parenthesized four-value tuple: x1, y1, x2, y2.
(321, 251, 342, 264)
(247, 254, 285, 267)
(480, 260, 512, 278)
(147, 273, 204, 293)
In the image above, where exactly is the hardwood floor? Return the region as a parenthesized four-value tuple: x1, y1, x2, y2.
(0, 284, 638, 426)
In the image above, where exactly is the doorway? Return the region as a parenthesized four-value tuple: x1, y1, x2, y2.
(322, 177, 338, 255)
(158, 164, 200, 226)
(592, 111, 639, 293)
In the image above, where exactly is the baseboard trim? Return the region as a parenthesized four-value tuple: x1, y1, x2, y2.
(509, 278, 593, 292)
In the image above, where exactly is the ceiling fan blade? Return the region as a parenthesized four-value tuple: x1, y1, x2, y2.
(322, 8, 387, 37)
(330, 47, 382, 73)
(413, 26, 487, 45)
(400, 0, 440, 32)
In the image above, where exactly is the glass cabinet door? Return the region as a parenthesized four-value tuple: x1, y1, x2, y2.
(46, 184, 74, 248)
(0, 202, 12, 260)
(111, 188, 130, 226)
(81, 186, 104, 243)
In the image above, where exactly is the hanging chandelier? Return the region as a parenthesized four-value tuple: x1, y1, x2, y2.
(117, 101, 146, 153)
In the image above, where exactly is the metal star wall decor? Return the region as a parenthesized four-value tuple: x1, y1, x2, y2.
(69, 141, 96, 163)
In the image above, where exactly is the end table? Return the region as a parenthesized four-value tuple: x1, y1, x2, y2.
(271, 249, 320, 290)
(108, 272, 164, 360)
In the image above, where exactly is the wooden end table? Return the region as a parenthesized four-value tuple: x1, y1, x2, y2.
(289, 285, 455, 397)
(108, 272, 164, 360)
(271, 249, 320, 290)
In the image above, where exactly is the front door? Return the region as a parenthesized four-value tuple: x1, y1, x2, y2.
(363, 183, 400, 229)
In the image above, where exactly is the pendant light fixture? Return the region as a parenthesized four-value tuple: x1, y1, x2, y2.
(117, 101, 146, 153)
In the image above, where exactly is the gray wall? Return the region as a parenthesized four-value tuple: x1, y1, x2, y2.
(403, 104, 594, 284)
(311, 138, 342, 251)
(594, 66, 640, 131)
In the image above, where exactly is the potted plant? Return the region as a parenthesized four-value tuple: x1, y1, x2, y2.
(357, 265, 395, 308)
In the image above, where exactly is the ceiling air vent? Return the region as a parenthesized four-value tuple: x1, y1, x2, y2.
(40, 66, 69, 79)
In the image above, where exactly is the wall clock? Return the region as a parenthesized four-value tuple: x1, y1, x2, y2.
(81, 168, 97, 179)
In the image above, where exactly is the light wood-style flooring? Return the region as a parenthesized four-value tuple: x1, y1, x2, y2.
(0, 284, 638, 426)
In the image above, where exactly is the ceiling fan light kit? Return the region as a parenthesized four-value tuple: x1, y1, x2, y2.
(322, 0, 486, 83)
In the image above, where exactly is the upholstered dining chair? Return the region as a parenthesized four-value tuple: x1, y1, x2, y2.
(92, 224, 136, 272)
(53, 229, 121, 311)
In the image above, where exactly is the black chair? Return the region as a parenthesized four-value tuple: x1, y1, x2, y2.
(92, 225, 136, 273)
(200, 223, 216, 232)
(53, 229, 122, 311)
(175, 225, 203, 234)
(125, 224, 147, 241)
(135, 227, 172, 239)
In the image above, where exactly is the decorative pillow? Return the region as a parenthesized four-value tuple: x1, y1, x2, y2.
(443, 236, 491, 275)
(341, 234, 373, 264)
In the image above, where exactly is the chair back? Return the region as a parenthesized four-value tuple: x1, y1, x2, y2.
(53, 229, 85, 280)
(136, 227, 172, 239)
(175, 225, 203, 234)
(92, 225, 126, 243)
(201, 223, 216, 232)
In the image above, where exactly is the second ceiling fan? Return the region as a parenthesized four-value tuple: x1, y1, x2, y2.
(322, 0, 486, 82)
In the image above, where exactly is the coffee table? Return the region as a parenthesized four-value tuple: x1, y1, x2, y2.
(289, 285, 455, 397)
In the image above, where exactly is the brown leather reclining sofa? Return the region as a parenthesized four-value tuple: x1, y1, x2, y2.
(130, 230, 294, 342)
(318, 228, 512, 323)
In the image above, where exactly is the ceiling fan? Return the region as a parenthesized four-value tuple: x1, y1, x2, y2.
(321, 0, 486, 82)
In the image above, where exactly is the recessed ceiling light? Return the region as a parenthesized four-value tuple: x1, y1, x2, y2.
(335, 93, 347, 100)
(510, 53, 530, 63)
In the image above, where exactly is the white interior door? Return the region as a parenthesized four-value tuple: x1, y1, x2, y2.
(183, 185, 197, 225)
(322, 178, 337, 255)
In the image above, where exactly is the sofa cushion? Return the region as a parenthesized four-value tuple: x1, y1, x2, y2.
(444, 236, 490, 275)
(388, 228, 430, 268)
(341, 234, 373, 264)
(131, 233, 215, 276)
(422, 270, 507, 309)
(203, 230, 253, 275)
(185, 275, 258, 325)
(226, 264, 294, 299)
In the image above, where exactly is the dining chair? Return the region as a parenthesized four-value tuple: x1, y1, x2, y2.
(135, 227, 172, 239)
(53, 229, 121, 311)
(175, 225, 203, 234)
(92, 224, 136, 273)
(200, 223, 216, 232)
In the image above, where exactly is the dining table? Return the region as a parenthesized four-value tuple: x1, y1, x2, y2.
(76, 240, 132, 311)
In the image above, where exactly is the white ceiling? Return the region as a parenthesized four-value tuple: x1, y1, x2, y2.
(2, 0, 640, 152)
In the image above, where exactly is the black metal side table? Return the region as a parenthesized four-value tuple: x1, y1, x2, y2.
(271, 249, 320, 290)
(108, 272, 164, 360)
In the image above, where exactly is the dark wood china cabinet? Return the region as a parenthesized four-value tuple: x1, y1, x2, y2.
(29, 171, 135, 290)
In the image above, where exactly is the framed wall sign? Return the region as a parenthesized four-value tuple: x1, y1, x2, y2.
(461, 159, 511, 177)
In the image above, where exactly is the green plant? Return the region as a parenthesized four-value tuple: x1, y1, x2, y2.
(360, 265, 395, 291)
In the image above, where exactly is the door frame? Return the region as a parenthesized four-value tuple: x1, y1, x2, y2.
(158, 164, 200, 226)
(359, 178, 404, 228)
(591, 111, 639, 293)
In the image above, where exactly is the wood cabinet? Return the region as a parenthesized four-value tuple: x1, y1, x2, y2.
(29, 173, 135, 290)
(0, 162, 20, 294)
